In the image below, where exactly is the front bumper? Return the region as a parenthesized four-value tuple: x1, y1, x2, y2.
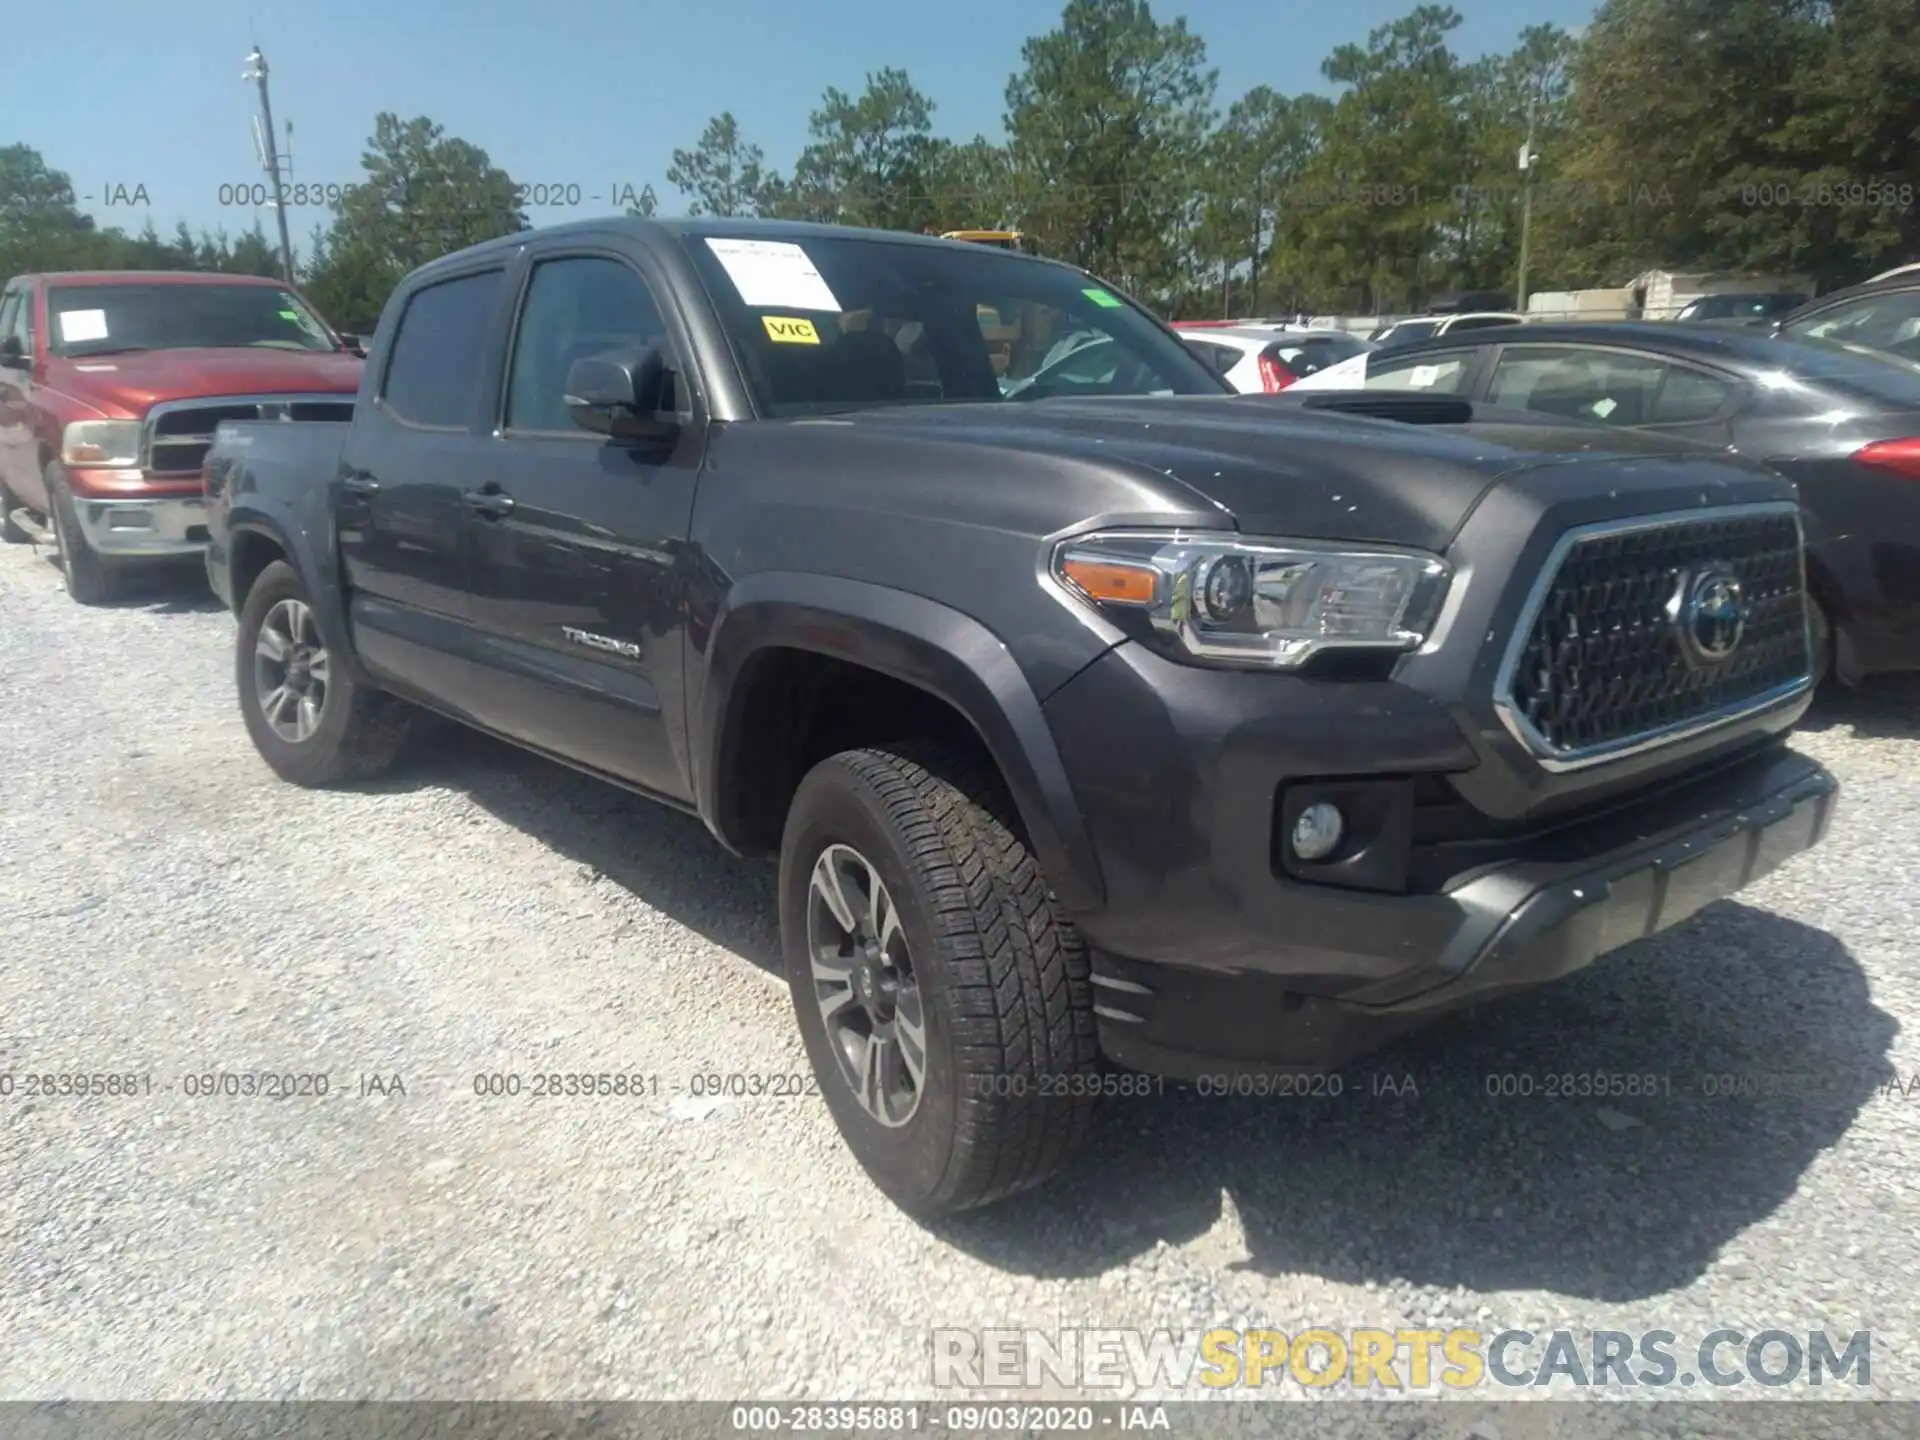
(1041, 641, 1836, 1080)
(1089, 747, 1836, 1078)
(72, 494, 209, 560)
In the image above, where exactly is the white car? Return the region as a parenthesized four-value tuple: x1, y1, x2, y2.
(1175, 326, 1373, 393)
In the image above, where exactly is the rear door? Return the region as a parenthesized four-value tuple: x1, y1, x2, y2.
(460, 245, 705, 799)
(336, 263, 513, 711)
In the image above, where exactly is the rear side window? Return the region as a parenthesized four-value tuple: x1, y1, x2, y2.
(381, 269, 505, 427)
(1366, 348, 1473, 394)
(1650, 367, 1735, 423)
(1275, 336, 1363, 377)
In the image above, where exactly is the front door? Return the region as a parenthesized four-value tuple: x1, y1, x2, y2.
(0, 286, 47, 513)
(335, 265, 511, 711)
(461, 251, 702, 800)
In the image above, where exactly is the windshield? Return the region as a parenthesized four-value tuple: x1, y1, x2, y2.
(46, 283, 338, 358)
(683, 233, 1224, 416)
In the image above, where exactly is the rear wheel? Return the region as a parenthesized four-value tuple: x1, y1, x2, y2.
(236, 560, 412, 786)
(779, 744, 1098, 1218)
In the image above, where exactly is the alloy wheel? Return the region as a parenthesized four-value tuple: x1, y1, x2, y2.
(806, 843, 928, 1127)
(253, 598, 330, 744)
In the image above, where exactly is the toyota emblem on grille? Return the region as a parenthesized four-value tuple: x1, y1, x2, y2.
(1667, 564, 1747, 665)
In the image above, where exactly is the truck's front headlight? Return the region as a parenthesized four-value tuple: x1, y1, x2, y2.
(1052, 529, 1453, 670)
(61, 420, 142, 468)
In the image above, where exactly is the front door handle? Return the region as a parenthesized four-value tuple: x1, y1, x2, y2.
(462, 487, 516, 519)
(340, 474, 380, 497)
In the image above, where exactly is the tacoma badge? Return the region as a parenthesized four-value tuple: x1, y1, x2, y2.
(561, 626, 642, 659)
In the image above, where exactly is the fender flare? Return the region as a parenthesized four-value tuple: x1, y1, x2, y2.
(696, 571, 1106, 913)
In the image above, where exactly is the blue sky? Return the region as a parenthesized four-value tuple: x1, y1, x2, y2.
(29, 0, 1595, 247)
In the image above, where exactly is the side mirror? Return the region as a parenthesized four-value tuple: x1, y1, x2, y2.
(565, 346, 678, 443)
(0, 336, 28, 371)
(338, 333, 367, 357)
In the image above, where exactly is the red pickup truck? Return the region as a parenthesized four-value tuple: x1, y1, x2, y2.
(0, 271, 363, 603)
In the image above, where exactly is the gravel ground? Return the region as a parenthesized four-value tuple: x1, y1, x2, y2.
(2, 536, 1917, 1427)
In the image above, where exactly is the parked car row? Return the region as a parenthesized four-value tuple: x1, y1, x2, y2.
(1289, 312, 1920, 688)
(2, 223, 1848, 1220)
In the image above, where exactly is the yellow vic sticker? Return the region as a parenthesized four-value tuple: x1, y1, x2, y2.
(763, 315, 821, 344)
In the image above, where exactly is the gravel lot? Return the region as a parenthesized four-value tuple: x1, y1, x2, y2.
(2, 536, 1917, 1424)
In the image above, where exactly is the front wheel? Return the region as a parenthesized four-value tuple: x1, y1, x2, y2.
(236, 560, 413, 786)
(0, 486, 30, 544)
(779, 745, 1099, 1218)
(48, 473, 122, 604)
(1807, 595, 1834, 687)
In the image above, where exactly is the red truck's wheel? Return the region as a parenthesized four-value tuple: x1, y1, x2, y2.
(236, 560, 413, 786)
(0, 486, 30, 544)
(779, 744, 1099, 1217)
(48, 471, 123, 605)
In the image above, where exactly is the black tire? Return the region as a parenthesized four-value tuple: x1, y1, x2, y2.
(779, 745, 1099, 1218)
(236, 560, 412, 786)
(0, 486, 29, 544)
(1808, 594, 1834, 687)
(47, 472, 122, 604)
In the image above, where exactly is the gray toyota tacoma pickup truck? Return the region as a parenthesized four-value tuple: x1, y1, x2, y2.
(203, 217, 1838, 1216)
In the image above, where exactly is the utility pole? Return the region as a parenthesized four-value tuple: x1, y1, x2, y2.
(243, 46, 297, 286)
(1514, 95, 1539, 316)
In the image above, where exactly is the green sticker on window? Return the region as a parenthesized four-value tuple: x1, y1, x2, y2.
(278, 309, 300, 321)
(1083, 287, 1123, 308)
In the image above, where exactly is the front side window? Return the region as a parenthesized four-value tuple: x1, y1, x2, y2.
(1365, 348, 1474, 394)
(506, 257, 673, 432)
(45, 283, 337, 358)
(684, 234, 1223, 416)
(1785, 289, 1920, 363)
(381, 269, 506, 428)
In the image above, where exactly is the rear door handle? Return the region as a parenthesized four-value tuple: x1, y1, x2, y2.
(462, 487, 516, 519)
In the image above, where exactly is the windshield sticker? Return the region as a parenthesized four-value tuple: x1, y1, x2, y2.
(278, 309, 301, 321)
(762, 315, 821, 345)
(1591, 396, 1618, 418)
(57, 309, 109, 343)
(706, 238, 841, 312)
(1408, 365, 1440, 389)
(1082, 287, 1123, 308)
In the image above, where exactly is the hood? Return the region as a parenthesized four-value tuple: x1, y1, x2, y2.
(841, 396, 1730, 550)
(50, 347, 364, 417)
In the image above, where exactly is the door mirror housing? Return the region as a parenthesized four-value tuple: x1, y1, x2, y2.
(337, 333, 367, 357)
(0, 335, 28, 371)
(564, 347, 679, 443)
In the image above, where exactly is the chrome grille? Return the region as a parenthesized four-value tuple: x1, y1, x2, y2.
(143, 394, 356, 476)
(1495, 504, 1810, 769)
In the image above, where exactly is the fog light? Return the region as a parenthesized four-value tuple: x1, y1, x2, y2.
(1290, 802, 1345, 861)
